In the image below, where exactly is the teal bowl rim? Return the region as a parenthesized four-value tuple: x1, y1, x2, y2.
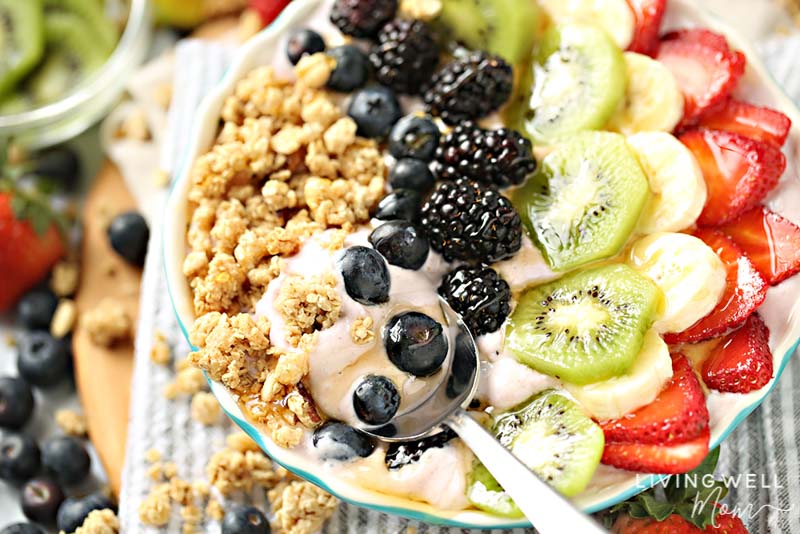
(163, 0, 800, 528)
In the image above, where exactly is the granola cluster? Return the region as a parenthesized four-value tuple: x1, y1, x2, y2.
(185, 59, 387, 447)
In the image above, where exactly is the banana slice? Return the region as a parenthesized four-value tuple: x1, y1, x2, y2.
(607, 53, 684, 135)
(539, 0, 634, 49)
(627, 132, 707, 233)
(565, 329, 672, 420)
(628, 232, 726, 334)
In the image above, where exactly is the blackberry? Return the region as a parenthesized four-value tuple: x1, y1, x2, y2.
(370, 19, 439, 95)
(439, 265, 511, 335)
(424, 51, 513, 125)
(384, 428, 457, 469)
(434, 121, 536, 188)
(330, 0, 397, 38)
(420, 178, 522, 263)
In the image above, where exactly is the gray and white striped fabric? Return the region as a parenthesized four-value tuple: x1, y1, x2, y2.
(119, 35, 800, 534)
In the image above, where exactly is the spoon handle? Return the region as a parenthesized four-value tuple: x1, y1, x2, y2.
(446, 409, 607, 534)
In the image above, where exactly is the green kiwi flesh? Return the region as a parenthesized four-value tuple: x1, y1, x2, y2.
(520, 24, 625, 144)
(506, 264, 658, 384)
(467, 391, 604, 514)
(0, 0, 44, 98)
(435, 0, 540, 64)
(513, 131, 648, 271)
(43, 0, 118, 53)
(28, 12, 111, 105)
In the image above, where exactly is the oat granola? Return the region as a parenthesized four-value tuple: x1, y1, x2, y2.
(82, 298, 132, 347)
(74, 509, 120, 534)
(191, 391, 222, 425)
(55, 409, 87, 437)
(269, 480, 339, 534)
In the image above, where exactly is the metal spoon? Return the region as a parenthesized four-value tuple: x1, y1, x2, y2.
(356, 300, 607, 534)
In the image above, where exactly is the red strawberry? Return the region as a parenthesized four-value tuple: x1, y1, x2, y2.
(657, 32, 745, 128)
(699, 100, 791, 147)
(626, 0, 666, 56)
(706, 510, 748, 533)
(662, 28, 730, 50)
(602, 354, 709, 445)
(702, 314, 773, 393)
(679, 129, 786, 226)
(721, 206, 800, 285)
(664, 229, 767, 344)
(249, 0, 292, 26)
(0, 193, 65, 311)
(602, 428, 710, 474)
(613, 513, 704, 533)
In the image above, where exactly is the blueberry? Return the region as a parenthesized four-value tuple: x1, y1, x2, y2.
(16, 288, 58, 331)
(17, 332, 70, 387)
(22, 476, 64, 523)
(368, 221, 429, 270)
(42, 436, 90, 486)
(327, 45, 369, 92)
(312, 421, 376, 461)
(384, 311, 448, 377)
(337, 246, 390, 305)
(347, 86, 402, 138)
(57, 494, 115, 533)
(0, 433, 40, 484)
(0, 524, 45, 534)
(374, 190, 421, 222)
(287, 28, 326, 65)
(30, 146, 81, 191)
(388, 158, 435, 193)
(107, 211, 149, 267)
(0, 377, 35, 429)
(222, 505, 270, 534)
(388, 115, 440, 161)
(352, 375, 400, 425)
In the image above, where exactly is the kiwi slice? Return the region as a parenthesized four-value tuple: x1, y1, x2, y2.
(27, 12, 111, 105)
(506, 264, 659, 385)
(43, 0, 118, 53)
(435, 0, 540, 64)
(0, 0, 44, 98)
(513, 131, 648, 271)
(520, 24, 625, 144)
(467, 391, 604, 515)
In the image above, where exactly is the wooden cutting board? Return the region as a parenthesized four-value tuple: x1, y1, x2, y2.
(72, 161, 139, 496)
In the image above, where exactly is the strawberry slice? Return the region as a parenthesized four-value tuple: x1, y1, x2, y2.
(706, 509, 748, 533)
(721, 206, 800, 285)
(702, 314, 773, 393)
(662, 28, 730, 50)
(602, 428, 710, 474)
(601, 354, 709, 445)
(625, 0, 666, 56)
(0, 193, 65, 311)
(657, 32, 745, 128)
(664, 229, 767, 344)
(249, 0, 292, 26)
(699, 100, 792, 147)
(679, 129, 786, 226)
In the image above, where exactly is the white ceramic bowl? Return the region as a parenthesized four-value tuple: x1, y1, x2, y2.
(163, 0, 800, 527)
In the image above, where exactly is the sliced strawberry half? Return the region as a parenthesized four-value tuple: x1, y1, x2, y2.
(702, 314, 773, 393)
(664, 229, 768, 344)
(657, 32, 745, 128)
(625, 0, 666, 56)
(721, 206, 800, 285)
(699, 100, 792, 147)
(602, 428, 710, 474)
(662, 28, 730, 50)
(679, 129, 786, 226)
(601, 354, 709, 445)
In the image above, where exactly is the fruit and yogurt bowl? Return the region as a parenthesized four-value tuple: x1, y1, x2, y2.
(164, 0, 800, 525)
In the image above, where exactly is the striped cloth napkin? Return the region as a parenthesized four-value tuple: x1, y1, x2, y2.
(117, 35, 800, 534)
